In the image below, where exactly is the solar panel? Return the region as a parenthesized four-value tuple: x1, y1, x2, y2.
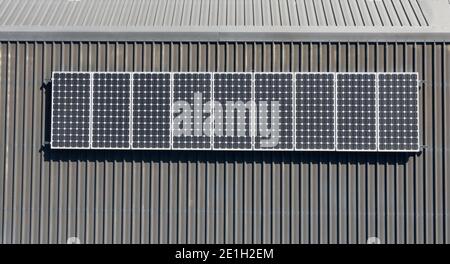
(336, 73, 377, 151)
(213, 73, 253, 150)
(295, 73, 335, 151)
(254, 73, 294, 150)
(172, 73, 212, 150)
(51, 72, 91, 149)
(378, 73, 419, 152)
(132, 73, 171, 149)
(91, 72, 131, 149)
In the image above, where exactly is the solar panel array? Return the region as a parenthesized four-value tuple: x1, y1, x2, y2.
(51, 71, 420, 152)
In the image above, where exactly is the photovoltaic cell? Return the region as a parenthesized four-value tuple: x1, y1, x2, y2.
(51, 72, 91, 149)
(295, 73, 335, 150)
(378, 73, 419, 151)
(91, 72, 131, 149)
(336, 73, 377, 151)
(132, 73, 171, 149)
(254, 73, 294, 150)
(172, 73, 212, 150)
(213, 73, 253, 150)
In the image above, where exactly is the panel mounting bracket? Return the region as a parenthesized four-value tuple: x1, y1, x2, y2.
(41, 81, 51, 91)
(418, 80, 426, 89)
(39, 141, 50, 153)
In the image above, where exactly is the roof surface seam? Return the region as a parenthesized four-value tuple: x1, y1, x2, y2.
(5, 0, 21, 26)
(312, 0, 320, 26)
(329, 0, 338, 26)
(19, 0, 36, 26)
(163, 0, 171, 26)
(304, 0, 309, 26)
(356, 0, 366, 26)
(382, 1, 394, 26)
(415, 0, 429, 26)
(338, 0, 346, 26)
(152, 0, 162, 26)
(347, 0, 357, 26)
(399, 0, 413, 26)
(391, 0, 404, 26)
(370, 0, 382, 26)
(124, 0, 136, 26)
(55, 1, 71, 26)
(321, 0, 329, 26)
(408, 0, 422, 26)
(287, 0, 293, 26)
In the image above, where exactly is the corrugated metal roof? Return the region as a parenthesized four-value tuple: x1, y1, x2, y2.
(0, 41, 449, 244)
(0, 0, 430, 27)
(0, 0, 450, 41)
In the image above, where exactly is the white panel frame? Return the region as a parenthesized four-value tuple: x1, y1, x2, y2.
(335, 72, 379, 152)
(130, 72, 173, 150)
(90, 72, 132, 150)
(253, 72, 295, 151)
(50, 71, 92, 150)
(377, 72, 420, 153)
(171, 72, 213, 151)
(294, 72, 337, 152)
(212, 72, 254, 151)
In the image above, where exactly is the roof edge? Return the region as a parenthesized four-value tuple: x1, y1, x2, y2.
(1, 26, 450, 42)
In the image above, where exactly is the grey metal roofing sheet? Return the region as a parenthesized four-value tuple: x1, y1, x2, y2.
(0, 41, 449, 244)
(0, 0, 449, 41)
(39, 0, 422, 27)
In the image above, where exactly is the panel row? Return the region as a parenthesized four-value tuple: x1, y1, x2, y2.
(51, 72, 419, 152)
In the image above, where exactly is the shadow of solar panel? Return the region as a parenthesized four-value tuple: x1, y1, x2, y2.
(91, 72, 131, 149)
(378, 73, 419, 152)
(172, 73, 212, 150)
(213, 73, 253, 150)
(51, 72, 91, 149)
(295, 73, 335, 151)
(254, 73, 294, 150)
(132, 73, 171, 149)
(336, 73, 377, 151)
